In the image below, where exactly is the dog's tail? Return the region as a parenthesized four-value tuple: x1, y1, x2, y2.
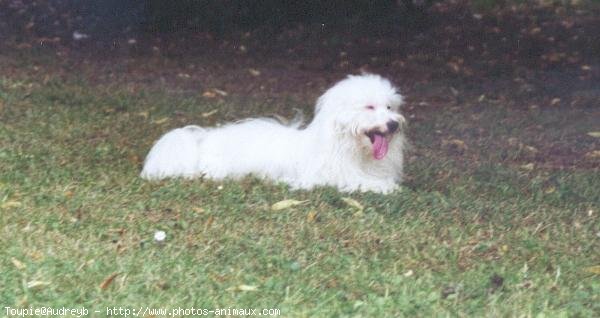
(270, 108, 304, 129)
(288, 108, 305, 129)
(140, 125, 207, 179)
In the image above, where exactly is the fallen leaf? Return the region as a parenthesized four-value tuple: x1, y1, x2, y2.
(524, 145, 539, 155)
(153, 117, 169, 125)
(404, 270, 414, 277)
(202, 91, 217, 98)
(543, 52, 566, 62)
(271, 199, 308, 211)
(2, 201, 22, 209)
(28, 250, 44, 261)
(447, 62, 461, 73)
(583, 265, 600, 274)
(204, 215, 214, 229)
(213, 89, 228, 96)
(584, 150, 600, 160)
(99, 272, 119, 290)
(192, 207, 205, 213)
(587, 132, 600, 138)
(137, 111, 149, 119)
(529, 27, 541, 35)
(201, 109, 218, 118)
(248, 68, 261, 76)
(227, 284, 258, 292)
(11, 257, 26, 270)
(520, 163, 535, 171)
(307, 211, 318, 222)
(27, 281, 50, 289)
(341, 197, 364, 212)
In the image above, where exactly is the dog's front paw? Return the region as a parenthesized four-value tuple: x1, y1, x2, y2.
(357, 181, 399, 194)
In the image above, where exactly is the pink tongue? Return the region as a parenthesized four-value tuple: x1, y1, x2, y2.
(372, 134, 389, 160)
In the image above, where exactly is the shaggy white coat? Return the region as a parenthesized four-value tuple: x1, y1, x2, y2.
(141, 74, 406, 193)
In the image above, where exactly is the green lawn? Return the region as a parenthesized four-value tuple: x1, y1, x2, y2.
(1, 69, 598, 317)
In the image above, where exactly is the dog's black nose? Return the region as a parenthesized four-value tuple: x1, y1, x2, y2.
(387, 120, 400, 133)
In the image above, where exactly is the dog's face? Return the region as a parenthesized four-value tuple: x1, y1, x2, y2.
(315, 74, 406, 160)
(356, 99, 405, 160)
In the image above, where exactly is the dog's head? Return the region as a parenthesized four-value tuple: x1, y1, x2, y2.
(314, 74, 406, 160)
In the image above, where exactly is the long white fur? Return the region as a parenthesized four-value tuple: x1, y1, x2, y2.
(141, 74, 406, 193)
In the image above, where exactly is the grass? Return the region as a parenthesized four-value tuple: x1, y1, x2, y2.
(0, 68, 599, 317)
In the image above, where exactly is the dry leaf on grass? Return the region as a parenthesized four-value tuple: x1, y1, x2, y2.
(213, 89, 228, 96)
(11, 257, 26, 270)
(271, 199, 308, 211)
(584, 265, 600, 274)
(192, 207, 205, 213)
(27, 281, 50, 289)
(204, 215, 215, 229)
(99, 272, 120, 290)
(520, 163, 535, 171)
(153, 117, 169, 125)
(306, 211, 318, 222)
(2, 201, 22, 209)
(227, 284, 258, 292)
(587, 132, 600, 138)
(341, 197, 364, 212)
(201, 109, 218, 118)
(248, 68, 261, 76)
(584, 150, 600, 160)
(202, 91, 217, 98)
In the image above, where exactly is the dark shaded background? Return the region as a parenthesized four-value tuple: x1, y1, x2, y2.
(0, 0, 431, 42)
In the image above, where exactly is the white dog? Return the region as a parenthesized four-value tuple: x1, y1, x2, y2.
(141, 74, 406, 193)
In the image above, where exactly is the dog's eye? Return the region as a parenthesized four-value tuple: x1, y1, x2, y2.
(366, 105, 375, 110)
(387, 105, 391, 110)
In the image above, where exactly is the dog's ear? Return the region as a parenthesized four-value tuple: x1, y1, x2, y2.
(392, 92, 404, 108)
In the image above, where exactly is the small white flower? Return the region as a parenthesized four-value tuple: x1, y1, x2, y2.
(154, 230, 166, 242)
